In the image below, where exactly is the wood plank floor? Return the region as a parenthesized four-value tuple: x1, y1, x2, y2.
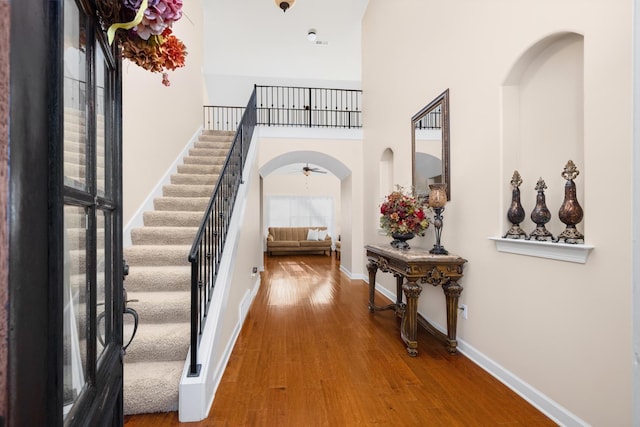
(124, 254, 556, 426)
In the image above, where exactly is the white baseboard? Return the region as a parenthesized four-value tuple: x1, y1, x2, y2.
(339, 264, 353, 278)
(369, 280, 588, 427)
(123, 126, 203, 247)
(338, 264, 366, 281)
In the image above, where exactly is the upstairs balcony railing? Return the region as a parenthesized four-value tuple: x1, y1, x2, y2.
(414, 104, 441, 130)
(204, 85, 363, 131)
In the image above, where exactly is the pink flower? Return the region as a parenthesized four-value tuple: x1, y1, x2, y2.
(162, 72, 170, 86)
(134, 0, 183, 40)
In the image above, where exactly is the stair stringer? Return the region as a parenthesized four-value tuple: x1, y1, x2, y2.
(178, 130, 262, 422)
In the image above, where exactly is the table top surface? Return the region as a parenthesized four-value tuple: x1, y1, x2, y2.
(365, 244, 467, 264)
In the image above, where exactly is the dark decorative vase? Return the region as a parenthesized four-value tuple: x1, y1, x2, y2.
(527, 178, 554, 241)
(503, 170, 528, 239)
(391, 232, 415, 250)
(556, 160, 584, 244)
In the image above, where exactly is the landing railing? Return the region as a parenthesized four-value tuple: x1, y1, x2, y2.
(203, 85, 363, 131)
(188, 88, 257, 377)
(414, 104, 441, 130)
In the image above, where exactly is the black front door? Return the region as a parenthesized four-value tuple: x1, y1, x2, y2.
(9, 0, 125, 425)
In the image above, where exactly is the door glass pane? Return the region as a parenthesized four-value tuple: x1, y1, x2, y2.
(63, 205, 87, 419)
(63, 0, 87, 191)
(96, 211, 111, 360)
(96, 45, 107, 196)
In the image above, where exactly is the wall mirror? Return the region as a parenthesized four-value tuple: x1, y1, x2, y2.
(412, 89, 450, 200)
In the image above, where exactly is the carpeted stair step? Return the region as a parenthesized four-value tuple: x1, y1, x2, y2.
(177, 164, 223, 175)
(189, 147, 230, 157)
(127, 292, 190, 324)
(143, 211, 204, 227)
(199, 132, 235, 142)
(170, 173, 218, 185)
(64, 151, 105, 167)
(64, 162, 105, 178)
(153, 196, 210, 212)
(124, 245, 191, 267)
(202, 129, 235, 135)
(131, 226, 198, 245)
(163, 184, 213, 198)
(68, 249, 105, 274)
(124, 266, 191, 292)
(70, 273, 105, 291)
(65, 227, 105, 250)
(183, 155, 227, 165)
(124, 321, 190, 363)
(194, 140, 232, 150)
(123, 361, 184, 415)
(64, 140, 87, 153)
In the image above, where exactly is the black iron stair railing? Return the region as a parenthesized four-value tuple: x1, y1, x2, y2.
(187, 88, 256, 377)
(203, 85, 363, 132)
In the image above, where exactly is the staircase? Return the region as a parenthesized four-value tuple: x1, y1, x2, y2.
(122, 130, 234, 415)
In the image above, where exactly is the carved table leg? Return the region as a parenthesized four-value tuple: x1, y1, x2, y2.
(367, 260, 396, 312)
(367, 261, 378, 313)
(394, 273, 404, 318)
(401, 279, 422, 357)
(442, 280, 463, 354)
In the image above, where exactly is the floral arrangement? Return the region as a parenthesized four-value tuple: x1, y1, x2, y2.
(379, 186, 430, 236)
(100, 0, 188, 86)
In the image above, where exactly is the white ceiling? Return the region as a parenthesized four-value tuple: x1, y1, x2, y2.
(203, 0, 369, 82)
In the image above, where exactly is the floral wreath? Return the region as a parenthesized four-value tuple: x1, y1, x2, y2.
(99, 0, 188, 86)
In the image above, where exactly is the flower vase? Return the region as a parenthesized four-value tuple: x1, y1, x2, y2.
(527, 178, 554, 241)
(556, 161, 584, 244)
(503, 171, 528, 239)
(390, 232, 415, 250)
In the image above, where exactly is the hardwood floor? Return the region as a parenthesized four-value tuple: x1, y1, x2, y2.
(124, 254, 556, 426)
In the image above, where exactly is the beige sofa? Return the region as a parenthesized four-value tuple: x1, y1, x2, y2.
(266, 226, 332, 256)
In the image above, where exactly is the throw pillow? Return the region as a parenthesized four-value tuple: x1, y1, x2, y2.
(318, 229, 328, 240)
(307, 228, 319, 240)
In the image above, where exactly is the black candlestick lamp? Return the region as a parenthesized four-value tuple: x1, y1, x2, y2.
(428, 183, 448, 255)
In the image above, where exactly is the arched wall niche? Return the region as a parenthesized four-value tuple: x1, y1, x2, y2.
(379, 148, 393, 199)
(501, 32, 585, 239)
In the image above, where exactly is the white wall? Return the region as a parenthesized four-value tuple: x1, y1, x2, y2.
(362, 1, 632, 425)
(202, 0, 367, 105)
(215, 142, 264, 372)
(122, 0, 207, 225)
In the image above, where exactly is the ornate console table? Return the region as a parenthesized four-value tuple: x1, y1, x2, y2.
(365, 244, 467, 356)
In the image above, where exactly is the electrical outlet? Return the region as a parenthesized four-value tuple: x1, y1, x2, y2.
(459, 304, 468, 320)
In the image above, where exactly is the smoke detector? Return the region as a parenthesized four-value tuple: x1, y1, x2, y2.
(307, 29, 317, 42)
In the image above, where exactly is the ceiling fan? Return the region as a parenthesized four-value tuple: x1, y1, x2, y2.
(302, 163, 327, 176)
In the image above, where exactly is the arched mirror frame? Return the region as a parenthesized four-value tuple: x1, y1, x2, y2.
(412, 89, 450, 200)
